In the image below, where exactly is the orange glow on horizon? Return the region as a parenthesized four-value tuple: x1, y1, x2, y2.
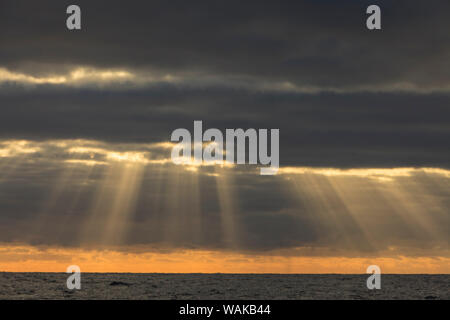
(0, 245, 448, 274)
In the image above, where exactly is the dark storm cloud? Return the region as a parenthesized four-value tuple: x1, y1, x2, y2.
(0, 0, 449, 169)
(0, 0, 449, 89)
(0, 85, 449, 168)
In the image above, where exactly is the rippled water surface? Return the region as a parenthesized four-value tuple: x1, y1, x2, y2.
(0, 273, 448, 300)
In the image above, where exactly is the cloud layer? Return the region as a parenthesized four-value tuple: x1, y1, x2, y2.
(0, 1, 448, 262)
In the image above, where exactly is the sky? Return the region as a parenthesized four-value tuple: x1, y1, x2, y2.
(0, 0, 448, 273)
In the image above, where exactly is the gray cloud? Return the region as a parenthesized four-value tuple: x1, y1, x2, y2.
(1, 0, 449, 89)
(0, 85, 449, 168)
(0, 0, 449, 168)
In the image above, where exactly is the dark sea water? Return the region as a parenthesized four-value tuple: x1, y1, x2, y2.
(0, 273, 448, 300)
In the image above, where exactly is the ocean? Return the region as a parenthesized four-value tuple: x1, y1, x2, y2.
(0, 273, 448, 300)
